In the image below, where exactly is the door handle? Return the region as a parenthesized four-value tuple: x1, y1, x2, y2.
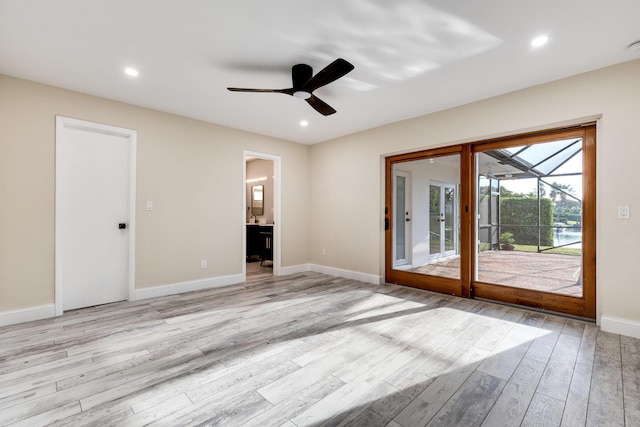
(118, 223, 127, 230)
(405, 218, 411, 222)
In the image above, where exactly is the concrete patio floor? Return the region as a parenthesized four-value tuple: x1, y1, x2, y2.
(407, 250, 582, 297)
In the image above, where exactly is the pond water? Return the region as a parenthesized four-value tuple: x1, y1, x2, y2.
(554, 228, 582, 249)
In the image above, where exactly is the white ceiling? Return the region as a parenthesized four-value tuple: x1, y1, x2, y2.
(1, 1, 639, 144)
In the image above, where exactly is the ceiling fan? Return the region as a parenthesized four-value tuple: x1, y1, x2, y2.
(227, 58, 354, 116)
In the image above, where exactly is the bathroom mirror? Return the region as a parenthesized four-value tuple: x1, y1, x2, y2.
(251, 185, 264, 216)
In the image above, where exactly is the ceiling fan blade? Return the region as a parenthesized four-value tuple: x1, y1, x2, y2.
(302, 58, 354, 92)
(227, 88, 282, 93)
(305, 95, 336, 116)
(291, 64, 313, 89)
(227, 88, 296, 97)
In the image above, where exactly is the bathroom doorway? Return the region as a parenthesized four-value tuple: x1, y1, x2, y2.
(244, 151, 281, 278)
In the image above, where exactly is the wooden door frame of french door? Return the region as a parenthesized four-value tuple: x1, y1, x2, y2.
(470, 124, 596, 319)
(384, 145, 472, 297)
(384, 123, 595, 319)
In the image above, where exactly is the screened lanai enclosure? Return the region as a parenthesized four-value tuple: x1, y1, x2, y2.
(392, 136, 584, 297)
(475, 138, 583, 296)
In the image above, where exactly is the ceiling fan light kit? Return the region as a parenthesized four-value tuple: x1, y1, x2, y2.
(227, 58, 354, 116)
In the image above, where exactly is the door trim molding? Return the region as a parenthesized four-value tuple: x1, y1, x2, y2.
(55, 116, 137, 315)
(242, 150, 282, 277)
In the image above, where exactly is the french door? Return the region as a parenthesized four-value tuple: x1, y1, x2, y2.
(429, 183, 457, 262)
(385, 125, 596, 319)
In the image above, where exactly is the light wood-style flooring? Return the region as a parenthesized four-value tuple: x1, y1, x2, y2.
(1, 272, 638, 426)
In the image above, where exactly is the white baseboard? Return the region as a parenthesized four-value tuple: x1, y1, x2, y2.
(0, 304, 56, 328)
(279, 264, 312, 275)
(278, 263, 382, 285)
(309, 264, 382, 285)
(600, 315, 640, 339)
(134, 274, 245, 301)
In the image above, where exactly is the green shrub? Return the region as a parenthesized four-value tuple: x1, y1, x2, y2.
(500, 197, 553, 246)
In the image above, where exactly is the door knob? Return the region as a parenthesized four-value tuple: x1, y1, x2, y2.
(118, 223, 127, 229)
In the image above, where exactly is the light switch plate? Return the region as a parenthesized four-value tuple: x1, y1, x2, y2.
(146, 200, 153, 211)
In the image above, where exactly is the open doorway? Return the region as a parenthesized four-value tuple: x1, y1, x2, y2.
(244, 151, 281, 278)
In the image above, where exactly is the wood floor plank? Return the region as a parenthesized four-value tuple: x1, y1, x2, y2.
(477, 322, 539, 380)
(521, 392, 565, 426)
(482, 356, 547, 426)
(243, 376, 344, 427)
(343, 374, 431, 427)
(0, 383, 57, 411)
(393, 345, 490, 426)
(550, 333, 581, 364)
(536, 359, 574, 402)
(258, 334, 390, 405)
(586, 364, 624, 426)
(426, 370, 505, 426)
(560, 361, 592, 427)
(291, 346, 421, 426)
(524, 316, 564, 363)
(621, 335, 640, 427)
(576, 323, 598, 366)
(10, 401, 82, 427)
(0, 272, 635, 426)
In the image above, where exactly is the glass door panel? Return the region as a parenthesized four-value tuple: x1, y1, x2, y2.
(429, 185, 442, 257)
(393, 171, 409, 266)
(389, 155, 461, 282)
(475, 142, 583, 297)
(444, 185, 456, 253)
(472, 125, 595, 319)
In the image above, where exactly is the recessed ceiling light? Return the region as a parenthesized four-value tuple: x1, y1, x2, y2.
(124, 67, 139, 77)
(300, 120, 308, 127)
(531, 36, 549, 47)
(531, 35, 549, 48)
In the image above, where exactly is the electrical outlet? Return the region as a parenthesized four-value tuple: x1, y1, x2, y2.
(321, 248, 326, 256)
(201, 259, 207, 269)
(618, 205, 630, 219)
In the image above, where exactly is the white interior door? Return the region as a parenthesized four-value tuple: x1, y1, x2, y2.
(56, 117, 135, 312)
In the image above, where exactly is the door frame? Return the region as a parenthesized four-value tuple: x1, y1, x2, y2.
(385, 145, 469, 297)
(242, 150, 281, 277)
(471, 125, 596, 319)
(384, 124, 595, 319)
(55, 116, 137, 316)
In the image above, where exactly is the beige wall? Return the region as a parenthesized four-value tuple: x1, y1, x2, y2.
(0, 74, 310, 311)
(310, 59, 640, 324)
(3, 60, 639, 328)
